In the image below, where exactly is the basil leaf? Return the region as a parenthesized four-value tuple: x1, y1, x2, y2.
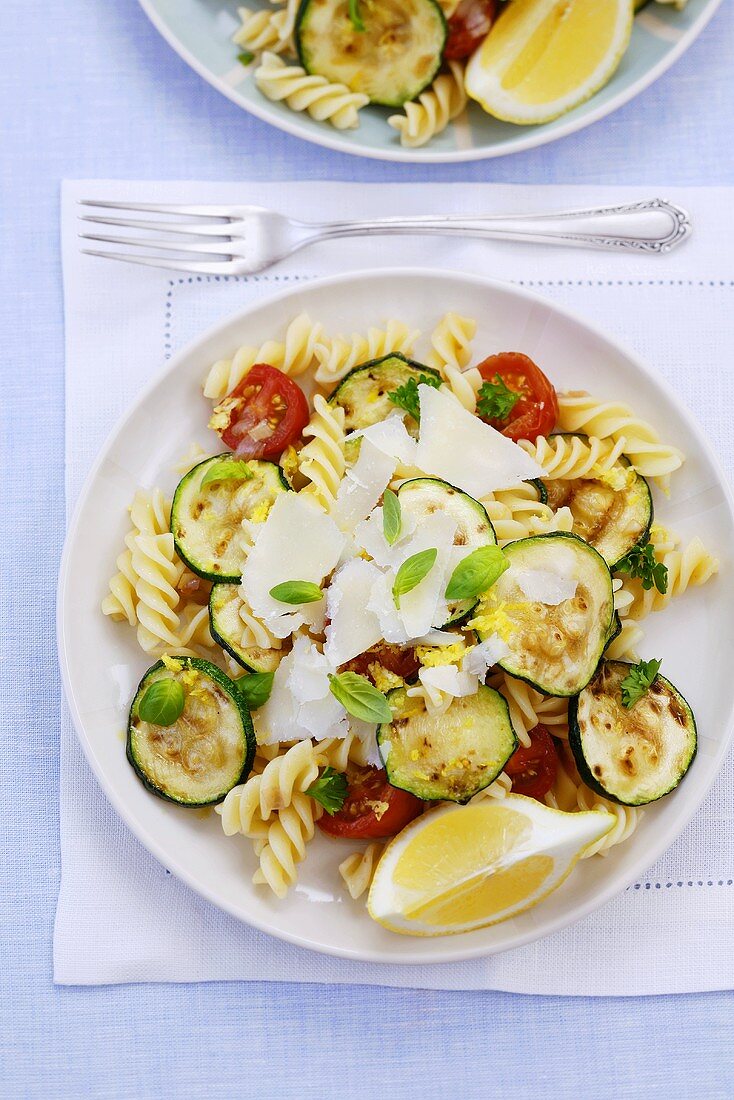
(328, 672, 392, 724)
(269, 580, 324, 605)
(348, 0, 365, 31)
(382, 490, 402, 546)
(392, 548, 437, 608)
(236, 671, 274, 710)
(138, 677, 185, 726)
(307, 767, 349, 815)
(237, 51, 255, 66)
(445, 545, 509, 601)
(200, 457, 253, 490)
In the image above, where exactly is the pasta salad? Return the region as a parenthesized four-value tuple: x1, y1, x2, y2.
(103, 309, 718, 936)
(232, 0, 694, 148)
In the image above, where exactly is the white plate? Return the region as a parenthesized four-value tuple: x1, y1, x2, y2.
(138, 0, 723, 163)
(58, 268, 734, 964)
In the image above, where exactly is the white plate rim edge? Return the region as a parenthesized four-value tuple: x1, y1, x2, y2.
(136, 0, 724, 165)
(57, 265, 734, 964)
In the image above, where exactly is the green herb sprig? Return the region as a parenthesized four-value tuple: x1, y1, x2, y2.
(200, 457, 253, 490)
(392, 548, 437, 608)
(348, 0, 365, 31)
(138, 678, 185, 726)
(476, 375, 521, 422)
(620, 658, 662, 709)
(307, 767, 349, 815)
(388, 373, 441, 422)
(269, 581, 324, 605)
(617, 542, 668, 594)
(382, 489, 402, 546)
(236, 671, 274, 710)
(328, 672, 392, 724)
(445, 545, 509, 601)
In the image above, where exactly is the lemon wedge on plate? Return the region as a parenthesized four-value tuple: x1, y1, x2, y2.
(465, 0, 635, 126)
(368, 795, 614, 936)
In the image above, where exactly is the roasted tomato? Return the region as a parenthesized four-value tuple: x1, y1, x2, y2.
(341, 642, 420, 684)
(318, 766, 423, 840)
(476, 351, 559, 443)
(445, 0, 497, 60)
(505, 725, 559, 801)
(212, 363, 309, 459)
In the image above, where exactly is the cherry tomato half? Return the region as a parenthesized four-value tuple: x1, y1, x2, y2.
(318, 766, 423, 840)
(476, 351, 559, 443)
(445, 0, 497, 60)
(505, 725, 559, 801)
(215, 363, 310, 460)
(340, 642, 420, 684)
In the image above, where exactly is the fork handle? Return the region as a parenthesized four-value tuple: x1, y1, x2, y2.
(311, 199, 690, 255)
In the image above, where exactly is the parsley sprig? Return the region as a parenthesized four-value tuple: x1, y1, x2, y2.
(620, 658, 662, 709)
(307, 768, 349, 815)
(388, 373, 441, 422)
(476, 375, 521, 421)
(617, 541, 668, 594)
(348, 0, 365, 31)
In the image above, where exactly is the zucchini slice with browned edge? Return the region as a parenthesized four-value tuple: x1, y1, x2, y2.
(128, 657, 255, 806)
(377, 684, 517, 803)
(542, 444, 653, 568)
(328, 353, 440, 432)
(569, 660, 697, 806)
(397, 477, 496, 627)
(171, 454, 289, 582)
(209, 582, 283, 673)
(296, 0, 447, 108)
(478, 533, 615, 697)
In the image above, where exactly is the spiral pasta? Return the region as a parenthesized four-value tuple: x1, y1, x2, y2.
(388, 61, 467, 148)
(479, 484, 572, 544)
(488, 670, 570, 748)
(317, 731, 375, 771)
(313, 321, 420, 387)
(339, 843, 384, 900)
(471, 770, 513, 802)
(217, 739, 324, 834)
(620, 536, 719, 619)
(426, 311, 477, 372)
(252, 793, 323, 897)
(238, 593, 283, 651)
(406, 680, 453, 717)
(203, 312, 323, 400)
(234, 0, 298, 55)
(518, 434, 627, 481)
(255, 53, 369, 130)
(544, 757, 642, 858)
(298, 395, 346, 511)
(605, 619, 644, 662)
(556, 392, 684, 483)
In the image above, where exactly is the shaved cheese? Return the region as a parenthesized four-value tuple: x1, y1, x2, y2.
(461, 635, 510, 677)
(255, 636, 347, 744)
(414, 385, 544, 496)
(240, 494, 345, 637)
(350, 717, 382, 768)
(367, 570, 409, 644)
(350, 415, 417, 465)
(419, 665, 479, 698)
(353, 504, 418, 569)
(511, 567, 578, 605)
(331, 438, 396, 531)
(395, 511, 457, 638)
(324, 559, 384, 665)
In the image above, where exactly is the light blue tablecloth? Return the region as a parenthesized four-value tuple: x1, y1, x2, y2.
(3, 1, 734, 1095)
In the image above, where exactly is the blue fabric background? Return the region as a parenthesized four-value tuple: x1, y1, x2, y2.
(2, 1, 734, 1095)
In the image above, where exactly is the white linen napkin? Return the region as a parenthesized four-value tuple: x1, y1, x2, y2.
(56, 180, 734, 993)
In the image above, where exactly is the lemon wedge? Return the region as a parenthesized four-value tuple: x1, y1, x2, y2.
(465, 0, 635, 126)
(368, 795, 614, 936)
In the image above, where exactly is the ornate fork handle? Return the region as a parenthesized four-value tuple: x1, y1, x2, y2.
(310, 199, 691, 254)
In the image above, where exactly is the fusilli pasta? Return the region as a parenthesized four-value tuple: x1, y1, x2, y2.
(234, 5, 292, 54)
(545, 756, 642, 858)
(298, 395, 346, 511)
(217, 739, 324, 833)
(388, 62, 467, 149)
(619, 536, 719, 619)
(556, 392, 684, 482)
(488, 670, 570, 748)
(339, 843, 384, 900)
(426, 311, 477, 372)
(518, 434, 627, 480)
(252, 793, 323, 897)
(255, 52, 369, 130)
(203, 312, 323, 400)
(313, 321, 420, 387)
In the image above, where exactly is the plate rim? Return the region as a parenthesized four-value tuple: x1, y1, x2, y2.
(137, 0, 723, 164)
(58, 266, 734, 963)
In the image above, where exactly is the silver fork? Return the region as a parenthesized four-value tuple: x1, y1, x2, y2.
(79, 197, 691, 274)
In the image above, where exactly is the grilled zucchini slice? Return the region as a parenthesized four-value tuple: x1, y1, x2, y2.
(171, 454, 288, 582)
(209, 583, 282, 673)
(296, 0, 447, 108)
(569, 660, 697, 806)
(378, 685, 516, 803)
(327, 353, 440, 432)
(397, 477, 496, 627)
(128, 658, 255, 806)
(479, 533, 615, 697)
(542, 447, 652, 568)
